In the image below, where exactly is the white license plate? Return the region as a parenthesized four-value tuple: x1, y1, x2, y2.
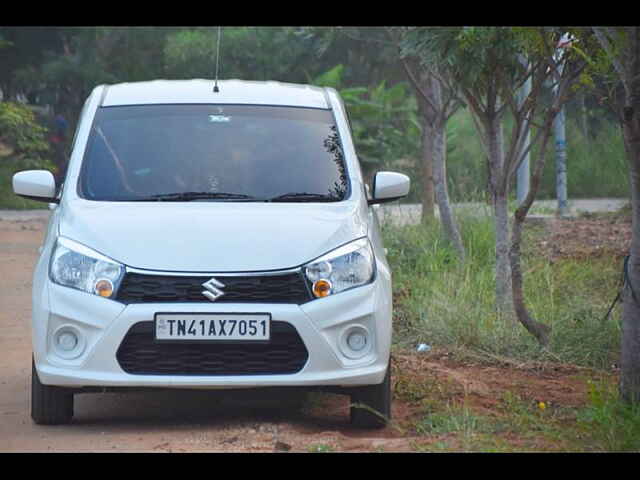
(155, 313, 271, 341)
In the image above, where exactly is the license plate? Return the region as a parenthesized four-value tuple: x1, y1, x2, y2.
(155, 313, 271, 341)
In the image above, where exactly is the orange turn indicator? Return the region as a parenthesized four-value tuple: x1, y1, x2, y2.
(94, 279, 114, 298)
(312, 279, 332, 298)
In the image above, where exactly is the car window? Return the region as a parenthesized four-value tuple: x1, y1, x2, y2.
(78, 105, 349, 202)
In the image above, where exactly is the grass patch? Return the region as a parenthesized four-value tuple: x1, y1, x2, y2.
(307, 443, 335, 453)
(409, 387, 589, 451)
(413, 400, 582, 452)
(417, 404, 494, 436)
(384, 212, 622, 368)
(577, 379, 640, 451)
(384, 202, 633, 451)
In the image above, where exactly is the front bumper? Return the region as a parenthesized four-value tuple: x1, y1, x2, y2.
(32, 274, 392, 389)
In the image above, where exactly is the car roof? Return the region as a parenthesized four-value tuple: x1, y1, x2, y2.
(101, 79, 330, 109)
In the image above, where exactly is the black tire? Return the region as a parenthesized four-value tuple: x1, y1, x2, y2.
(350, 361, 391, 429)
(31, 358, 74, 425)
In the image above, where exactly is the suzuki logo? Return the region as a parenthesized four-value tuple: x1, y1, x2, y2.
(202, 277, 225, 302)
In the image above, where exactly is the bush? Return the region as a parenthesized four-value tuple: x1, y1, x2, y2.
(0, 101, 52, 170)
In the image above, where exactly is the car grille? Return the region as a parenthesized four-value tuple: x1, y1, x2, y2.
(116, 321, 309, 376)
(115, 271, 312, 304)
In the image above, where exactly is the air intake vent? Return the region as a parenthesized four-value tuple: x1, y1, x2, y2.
(116, 321, 308, 376)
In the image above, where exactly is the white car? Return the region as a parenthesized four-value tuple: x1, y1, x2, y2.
(13, 79, 409, 428)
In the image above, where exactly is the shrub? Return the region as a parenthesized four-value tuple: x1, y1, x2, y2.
(0, 101, 52, 170)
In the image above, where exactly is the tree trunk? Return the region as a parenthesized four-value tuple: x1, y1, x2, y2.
(420, 118, 436, 223)
(412, 83, 435, 224)
(507, 112, 557, 347)
(432, 120, 465, 262)
(401, 56, 464, 258)
(487, 117, 514, 316)
(493, 189, 514, 316)
(592, 25, 640, 403)
(510, 211, 551, 346)
(620, 104, 640, 402)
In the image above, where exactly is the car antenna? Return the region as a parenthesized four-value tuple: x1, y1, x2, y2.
(213, 26, 222, 93)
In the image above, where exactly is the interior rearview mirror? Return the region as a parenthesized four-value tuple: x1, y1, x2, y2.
(368, 171, 410, 205)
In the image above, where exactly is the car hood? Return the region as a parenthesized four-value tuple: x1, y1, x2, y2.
(58, 200, 368, 272)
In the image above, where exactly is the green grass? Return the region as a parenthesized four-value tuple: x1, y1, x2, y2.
(383, 198, 636, 452)
(0, 156, 48, 210)
(307, 443, 335, 453)
(577, 380, 640, 451)
(408, 381, 640, 452)
(417, 404, 494, 436)
(384, 213, 622, 369)
(410, 392, 587, 452)
(400, 367, 638, 452)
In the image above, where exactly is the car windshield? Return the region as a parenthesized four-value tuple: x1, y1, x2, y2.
(78, 105, 349, 202)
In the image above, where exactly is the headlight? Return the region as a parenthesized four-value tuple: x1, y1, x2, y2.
(304, 238, 374, 298)
(49, 237, 125, 299)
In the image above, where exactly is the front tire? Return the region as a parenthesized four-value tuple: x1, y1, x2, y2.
(31, 358, 74, 425)
(350, 361, 391, 429)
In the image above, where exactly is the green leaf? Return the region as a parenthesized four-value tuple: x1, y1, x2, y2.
(312, 64, 345, 88)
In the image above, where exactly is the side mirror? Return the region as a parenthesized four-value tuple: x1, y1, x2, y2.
(368, 171, 410, 205)
(12, 170, 58, 203)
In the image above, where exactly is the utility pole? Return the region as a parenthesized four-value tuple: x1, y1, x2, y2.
(553, 105, 569, 216)
(516, 75, 531, 206)
(553, 33, 574, 217)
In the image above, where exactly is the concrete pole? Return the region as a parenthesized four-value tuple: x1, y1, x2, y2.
(516, 76, 531, 206)
(553, 33, 572, 218)
(554, 106, 569, 216)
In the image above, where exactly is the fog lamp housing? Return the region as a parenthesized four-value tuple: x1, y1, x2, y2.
(347, 331, 367, 351)
(52, 326, 85, 360)
(339, 325, 372, 360)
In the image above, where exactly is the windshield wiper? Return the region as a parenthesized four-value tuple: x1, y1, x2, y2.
(268, 192, 340, 202)
(133, 192, 263, 202)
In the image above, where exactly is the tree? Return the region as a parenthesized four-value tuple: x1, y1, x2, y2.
(509, 30, 589, 345)
(300, 27, 426, 188)
(394, 27, 466, 261)
(3, 27, 180, 123)
(40, 28, 177, 117)
(0, 27, 63, 101)
(298, 27, 406, 89)
(311, 65, 421, 182)
(406, 27, 587, 342)
(0, 102, 51, 169)
(163, 27, 322, 84)
(592, 27, 640, 402)
(412, 66, 437, 224)
(313, 26, 467, 252)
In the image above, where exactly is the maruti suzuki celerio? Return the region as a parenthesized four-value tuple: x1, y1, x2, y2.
(13, 79, 410, 428)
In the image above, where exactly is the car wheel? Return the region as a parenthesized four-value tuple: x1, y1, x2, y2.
(31, 357, 74, 425)
(350, 360, 391, 429)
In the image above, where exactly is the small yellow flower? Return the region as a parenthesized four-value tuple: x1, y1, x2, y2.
(538, 401, 546, 410)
